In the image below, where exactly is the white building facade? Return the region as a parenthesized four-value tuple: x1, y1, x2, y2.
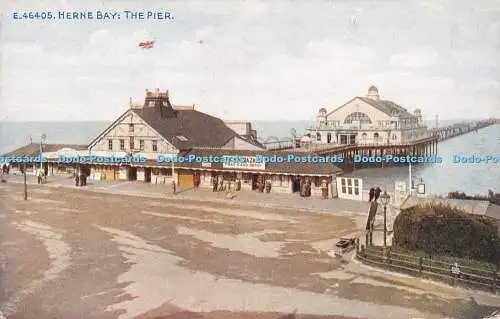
(306, 86, 430, 146)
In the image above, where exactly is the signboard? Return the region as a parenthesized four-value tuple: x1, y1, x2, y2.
(222, 156, 266, 170)
(451, 263, 460, 275)
(202, 162, 212, 168)
(418, 183, 425, 194)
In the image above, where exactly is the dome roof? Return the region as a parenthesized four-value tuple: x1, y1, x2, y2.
(318, 107, 327, 114)
(368, 85, 378, 92)
(414, 108, 422, 114)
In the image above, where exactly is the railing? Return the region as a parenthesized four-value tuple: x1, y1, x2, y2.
(356, 245, 500, 293)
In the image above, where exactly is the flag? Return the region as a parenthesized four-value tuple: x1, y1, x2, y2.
(139, 40, 154, 49)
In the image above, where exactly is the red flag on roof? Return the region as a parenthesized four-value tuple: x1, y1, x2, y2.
(139, 40, 154, 49)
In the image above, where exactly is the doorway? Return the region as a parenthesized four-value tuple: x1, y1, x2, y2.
(251, 174, 259, 190)
(292, 177, 301, 193)
(128, 167, 137, 181)
(144, 168, 152, 183)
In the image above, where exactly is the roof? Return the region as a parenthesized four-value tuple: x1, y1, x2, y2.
(132, 106, 239, 150)
(174, 148, 343, 176)
(357, 97, 413, 118)
(2, 143, 88, 157)
(401, 197, 500, 220)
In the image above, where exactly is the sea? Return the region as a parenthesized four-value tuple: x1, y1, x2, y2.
(1, 120, 498, 196)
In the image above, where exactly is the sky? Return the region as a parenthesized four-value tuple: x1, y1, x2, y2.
(1, 0, 500, 122)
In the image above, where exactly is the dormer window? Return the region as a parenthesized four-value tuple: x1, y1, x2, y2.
(129, 124, 134, 133)
(152, 140, 158, 152)
(176, 135, 188, 141)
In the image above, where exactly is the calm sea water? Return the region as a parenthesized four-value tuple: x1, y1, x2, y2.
(1, 120, 498, 195)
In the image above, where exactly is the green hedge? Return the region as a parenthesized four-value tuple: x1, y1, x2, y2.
(393, 203, 500, 265)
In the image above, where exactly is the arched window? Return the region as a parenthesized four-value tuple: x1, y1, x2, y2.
(392, 134, 397, 140)
(361, 133, 367, 140)
(374, 132, 379, 139)
(327, 133, 332, 143)
(316, 133, 321, 141)
(344, 112, 372, 124)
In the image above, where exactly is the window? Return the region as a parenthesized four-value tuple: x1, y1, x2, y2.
(108, 139, 113, 150)
(341, 178, 346, 193)
(374, 132, 379, 140)
(176, 135, 188, 141)
(129, 124, 134, 133)
(152, 140, 158, 152)
(361, 133, 367, 140)
(316, 133, 321, 141)
(392, 134, 397, 140)
(119, 139, 125, 150)
(344, 112, 372, 124)
(139, 140, 144, 151)
(130, 137, 134, 150)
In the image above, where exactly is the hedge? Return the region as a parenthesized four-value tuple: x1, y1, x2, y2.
(392, 202, 500, 265)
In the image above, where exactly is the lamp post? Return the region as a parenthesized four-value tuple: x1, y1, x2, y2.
(40, 133, 47, 171)
(23, 162, 27, 200)
(380, 191, 391, 247)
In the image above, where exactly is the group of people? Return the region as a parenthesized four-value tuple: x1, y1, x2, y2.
(75, 173, 87, 187)
(36, 169, 47, 184)
(211, 176, 242, 193)
(1, 163, 9, 182)
(369, 186, 382, 202)
(255, 177, 272, 193)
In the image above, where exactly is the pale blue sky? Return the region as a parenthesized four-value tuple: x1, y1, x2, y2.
(1, 0, 499, 121)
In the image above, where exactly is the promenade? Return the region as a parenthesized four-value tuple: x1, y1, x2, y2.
(6, 174, 372, 215)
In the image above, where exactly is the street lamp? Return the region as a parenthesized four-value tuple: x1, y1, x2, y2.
(380, 191, 391, 247)
(40, 133, 47, 171)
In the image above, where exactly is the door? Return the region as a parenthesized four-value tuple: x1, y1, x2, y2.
(144, 168, 152, 183)
(178, 171, 194, 187)
(292, 177, 301, 193)
(251, 174, 259, 190)
(128, 167, 137, 181)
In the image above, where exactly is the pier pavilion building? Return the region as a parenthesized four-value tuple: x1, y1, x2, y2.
(306, 86, 431, 146)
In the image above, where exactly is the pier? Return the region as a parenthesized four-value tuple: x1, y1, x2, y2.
(431, 118, 499, 141)
(262, 118, 498, 171)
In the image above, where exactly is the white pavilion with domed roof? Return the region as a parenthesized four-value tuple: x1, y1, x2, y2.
(306, 86, 429, 145)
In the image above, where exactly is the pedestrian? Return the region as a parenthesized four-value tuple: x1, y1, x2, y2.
(36, 169, 41, 184)
(212, 176, 217, 192)
(75, 174, 80, 187)
(369, 188, 375, 202)
(172, 180, 176, 194)
(374, 187, 381, 201)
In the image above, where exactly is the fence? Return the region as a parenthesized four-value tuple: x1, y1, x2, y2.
(356, 244, 500, 293)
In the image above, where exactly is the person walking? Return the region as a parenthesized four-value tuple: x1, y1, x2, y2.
(374, 187, 381, 201)
(369, 188, 375, 202)
(75, 174, 80, 187)
(212, 176, 217, 192)
(171, 180, 176, 194)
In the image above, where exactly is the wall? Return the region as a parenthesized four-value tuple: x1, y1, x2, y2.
(336, 177, 363, 200)
(90, 110, 178, 158)
(326, 98, 390, 127)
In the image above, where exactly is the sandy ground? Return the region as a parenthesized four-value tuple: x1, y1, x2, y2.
(0, 183, 499, 319)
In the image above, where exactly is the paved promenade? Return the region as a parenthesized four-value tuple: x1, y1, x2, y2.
(6, 174, 373, 215)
